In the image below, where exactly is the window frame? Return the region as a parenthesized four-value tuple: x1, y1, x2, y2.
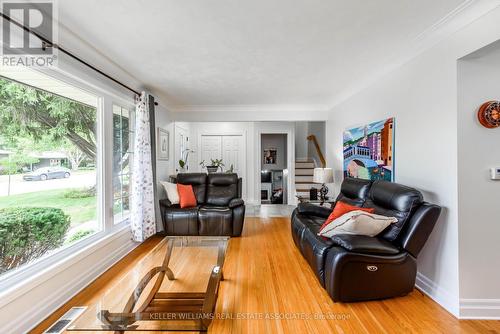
(112, 104, 135, 225)
(0, 66, 135, 291)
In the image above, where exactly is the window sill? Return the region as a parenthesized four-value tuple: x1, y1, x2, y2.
(0, 224, 134, 309)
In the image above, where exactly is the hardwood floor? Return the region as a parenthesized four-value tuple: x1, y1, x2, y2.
(33, 217, 500, 333)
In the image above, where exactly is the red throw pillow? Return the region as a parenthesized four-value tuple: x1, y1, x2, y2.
(319, 201, 375, 232)
(177, 184, 197, 208)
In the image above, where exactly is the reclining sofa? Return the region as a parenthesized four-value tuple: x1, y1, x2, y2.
(160, 173, 245, 236)
(291, 177, 441, 302)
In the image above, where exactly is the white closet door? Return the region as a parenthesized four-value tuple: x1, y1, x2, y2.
(200, 136, 222, 169)
(222, 135, 243, 175)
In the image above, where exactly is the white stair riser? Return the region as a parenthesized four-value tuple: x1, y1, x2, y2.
(296, 169, 314, 176)
(296, 175, 313, 182)
(295, 162, 315, 169)
(295, 183, 319, 189)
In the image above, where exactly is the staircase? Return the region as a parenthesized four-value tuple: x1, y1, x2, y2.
(295, 159, 317, 199)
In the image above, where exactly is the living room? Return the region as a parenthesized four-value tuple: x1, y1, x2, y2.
(0, 1, 499, 333)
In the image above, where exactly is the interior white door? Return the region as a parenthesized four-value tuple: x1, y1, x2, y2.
(200, 136, 222, 171)
(175, 125, 189, 172)
(200, 134, 245, 198)
(222, 135, 243, 175)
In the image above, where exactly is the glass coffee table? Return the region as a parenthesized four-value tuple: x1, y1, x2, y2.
(68, 236, 229, 332)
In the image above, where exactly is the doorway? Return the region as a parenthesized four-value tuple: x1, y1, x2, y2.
(260, 133, 288, 204)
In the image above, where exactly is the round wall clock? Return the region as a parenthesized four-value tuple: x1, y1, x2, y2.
(478, 101, 500, 128)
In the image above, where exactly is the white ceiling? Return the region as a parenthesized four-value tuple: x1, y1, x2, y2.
(57, 0, 486, 111)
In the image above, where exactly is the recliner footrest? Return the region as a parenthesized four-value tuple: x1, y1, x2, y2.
(198, 206, 232, 236)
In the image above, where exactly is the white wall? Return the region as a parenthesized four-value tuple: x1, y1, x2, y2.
(457, 42, 500, 318)
(295, 122, 309, 160)
(155, 105, 175, 191)
(155, 104, 175, 231)
(326, 6, 500, 317)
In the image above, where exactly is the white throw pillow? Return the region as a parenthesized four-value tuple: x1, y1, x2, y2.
(318, 210, 398, 238)
(160, 181, 179, 204)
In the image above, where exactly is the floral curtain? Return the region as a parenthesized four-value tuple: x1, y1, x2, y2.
(130, 92, 156, 242)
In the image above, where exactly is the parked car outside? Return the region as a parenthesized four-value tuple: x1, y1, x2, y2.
(23, 167, 71, 181)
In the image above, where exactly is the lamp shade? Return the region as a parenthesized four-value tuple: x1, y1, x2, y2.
(313, 168, 334, 184)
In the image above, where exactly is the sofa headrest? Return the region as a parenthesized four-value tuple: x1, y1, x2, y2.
(368, 180, 423, 212)
(340, 177, 372, 200)
(206, 173, 238, 206)
(208, 173, 238, 186)
(177, 173, 207, 185)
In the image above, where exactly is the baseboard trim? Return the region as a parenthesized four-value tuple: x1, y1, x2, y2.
(415, 272, 459, 317)
(1, 228, 137, 334)
(460, 299, 500, 319)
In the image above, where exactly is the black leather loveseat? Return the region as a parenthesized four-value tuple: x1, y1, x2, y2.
(160, 173, 245, 236)
(291, 178, 441, 302)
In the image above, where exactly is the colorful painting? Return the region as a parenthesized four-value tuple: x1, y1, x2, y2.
(343, 118, 394, 181)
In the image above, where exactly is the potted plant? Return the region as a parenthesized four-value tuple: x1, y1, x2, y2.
(225, 164, 234, 173)
(200, 159, 224, 173)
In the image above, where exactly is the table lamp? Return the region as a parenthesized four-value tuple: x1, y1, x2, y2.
(313, 168, 334, 201)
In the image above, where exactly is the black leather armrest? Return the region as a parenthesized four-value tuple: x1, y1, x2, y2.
(330, 234, 400, 255)
(297, 203, 332, 218)
(398, 202, 442, 257)
(159, 198, 173, 208)
(229, 198, 244, 208)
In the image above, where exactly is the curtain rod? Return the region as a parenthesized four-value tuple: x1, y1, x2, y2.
(0, 12, 158, 105)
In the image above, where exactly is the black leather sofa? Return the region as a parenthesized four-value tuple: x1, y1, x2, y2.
(160, 173, 245, 236)
(291, 178, 441, 302)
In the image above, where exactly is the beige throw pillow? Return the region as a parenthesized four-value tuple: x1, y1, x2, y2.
(160, 181, 180, 204)
(318, 210, 398, 238)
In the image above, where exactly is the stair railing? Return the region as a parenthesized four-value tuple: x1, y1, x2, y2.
(306, 135, 326, 168)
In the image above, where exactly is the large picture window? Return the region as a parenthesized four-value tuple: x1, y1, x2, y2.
(0, 75, 100, 277)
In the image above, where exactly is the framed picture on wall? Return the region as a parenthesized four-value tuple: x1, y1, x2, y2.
(157, 128, 169, 161)
(263, 148, 277, 165)
(343, 117, 395, 181)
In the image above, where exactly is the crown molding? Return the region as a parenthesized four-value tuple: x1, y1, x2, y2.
(411, 0, 476, 44)
(169, 104, 329, 113)
(167, 104, 330, 121)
